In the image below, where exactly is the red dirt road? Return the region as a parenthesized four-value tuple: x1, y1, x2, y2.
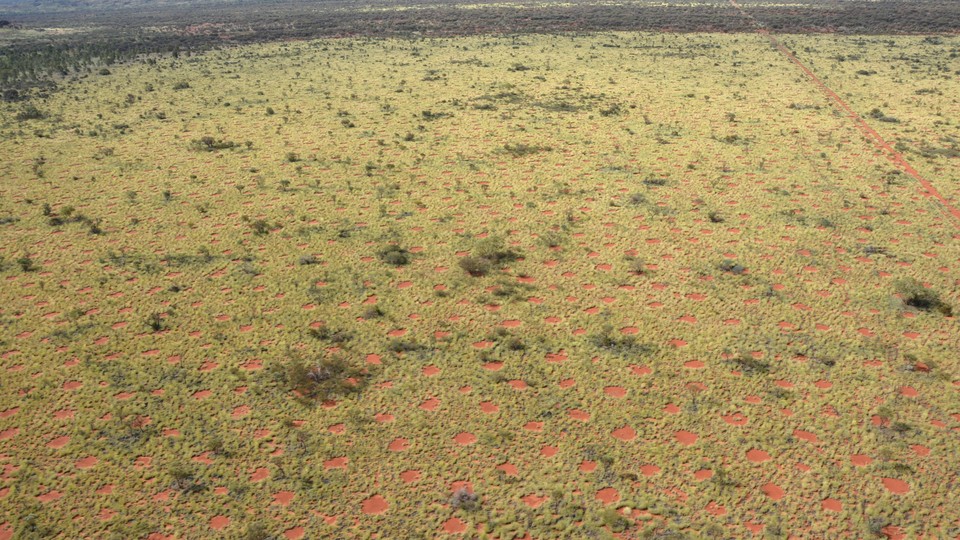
(729, 0, 960, 228)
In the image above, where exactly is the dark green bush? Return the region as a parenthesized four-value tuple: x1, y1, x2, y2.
(277, 355, 366, 401)
(895, 278, 953, 316)
(379, 246, 411, 266)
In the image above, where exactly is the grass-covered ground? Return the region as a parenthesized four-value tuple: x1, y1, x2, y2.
(1, 31, 958, 539)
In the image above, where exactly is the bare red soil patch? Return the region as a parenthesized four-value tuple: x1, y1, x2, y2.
(761, 483, 785, 500)
(361, 494, 389, 514)
(454, 432, 477, 445)
(209, 516, 230, 530)
(881, 478, 910, 494)
(442, 517, 467, 534)
(611, 426, 637, 441)
(595, 487, 620, 504)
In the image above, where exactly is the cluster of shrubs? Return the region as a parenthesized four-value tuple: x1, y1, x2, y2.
(895, 278, 953, 316)
(189, 136, 238, 151)
(459, 238, 521, 277)
(43, 203, 103, 234)
(269, 354, 368, 402)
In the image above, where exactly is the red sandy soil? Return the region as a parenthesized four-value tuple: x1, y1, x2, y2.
(361, 494, 389, 514)
(454, 432, 477, 445)
(746, 449, 771, 463)
(272, 491, 295, 506)
(881, 478, 910, 494)
(674, 430, 698, 446)
(603, 386, 627, 398)
(821, 498, 842, 512)
(323, 457, 348, 470)
(595, 487, 620, 504)
(400, 470, 421, 483)
(442, 517, 468, 534)
(75, 456, 98, 469)
(761, 483, 785, 500)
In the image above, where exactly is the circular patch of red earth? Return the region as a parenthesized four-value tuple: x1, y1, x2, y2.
(611, 426, 636, 441)
(361, 495, 389, 514)
(595, 487, 620, 504)
(850, 454, 872, 467)
(442, 517, 467, 534)
(822, 498, 842, 512)
(273, 491, 295, 506)
(693, 469, 713, 481)
(674, 430, 697, 445)
(479, 401, 499, 414)
(400, 470, 420, 483)
(910, 444, 930, 456)
(210, 516, 230, 530)
(746, 449, 770, 463)
(881, 478, 909, 494)
(47, 436, 70, 449)
(603, 386, 626, 398)
(522, 494, 548, 508)
(420, 398, 440, 411)
(540, 445, 558, 457)
(640, 464, 661, 476)
(454, 432, 477, 445)
(323, 457, 348, 470)
(761, 483, 785, 500)
(722, 412, 748, 425)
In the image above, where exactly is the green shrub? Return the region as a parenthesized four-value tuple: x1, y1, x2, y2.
(276, 355, 367, 401)
(16, 253, 37, 272)
(459, 255, 493, 276)
(895, 278, 953, 316)
(599, 508, 630, 533)
(502, 142, 551, 157)
(379, 245, 411, 266)
(451, 488, 480, 511)
(15, 105, 44, 121)
(190, 136, 237, 152)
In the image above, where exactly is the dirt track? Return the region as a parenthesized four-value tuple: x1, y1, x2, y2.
(729, 0, 960, 229)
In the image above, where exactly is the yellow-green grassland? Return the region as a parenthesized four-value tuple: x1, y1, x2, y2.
(1, 28, 959, 540)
